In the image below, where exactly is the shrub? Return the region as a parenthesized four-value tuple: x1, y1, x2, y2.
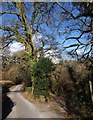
(31, 57, 54, 99)
(13, 74, 23, 85)
(33, 77, 50, 97)
(50, 60, 93, 118)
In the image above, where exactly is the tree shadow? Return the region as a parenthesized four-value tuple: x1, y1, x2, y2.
(2, 94, 15, 120)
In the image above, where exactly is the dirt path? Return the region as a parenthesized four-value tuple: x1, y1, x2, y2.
(7, 85, 62, 118)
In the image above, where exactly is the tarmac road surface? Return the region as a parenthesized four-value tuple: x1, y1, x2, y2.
(7, 84, 62, 118)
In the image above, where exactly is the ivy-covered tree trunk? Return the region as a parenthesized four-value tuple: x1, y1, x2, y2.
(28, 58, 37, 95)
(31, 77, 35, 95)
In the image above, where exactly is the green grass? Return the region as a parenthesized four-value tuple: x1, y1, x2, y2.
(26, 87, 32, 93)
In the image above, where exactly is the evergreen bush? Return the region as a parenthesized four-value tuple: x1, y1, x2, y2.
(31, 57, 54, 99)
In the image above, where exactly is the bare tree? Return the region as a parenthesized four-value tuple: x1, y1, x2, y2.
(1, 2, 93, 60)
(1, 2, 61, 60)
(55, 2, 93, 60)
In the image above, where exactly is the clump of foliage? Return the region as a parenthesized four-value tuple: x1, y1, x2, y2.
(30, 57, 54, 100)
(13, 73, 23, 85)
(51, 60, 93, 118)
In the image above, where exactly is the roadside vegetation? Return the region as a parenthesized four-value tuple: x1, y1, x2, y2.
(51, 60, 93, 119)
(2, 53, 93, 119)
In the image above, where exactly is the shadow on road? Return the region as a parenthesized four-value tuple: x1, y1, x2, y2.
(2, 94, 15, 120)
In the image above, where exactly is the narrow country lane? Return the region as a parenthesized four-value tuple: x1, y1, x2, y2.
(7, 85, 62, 118)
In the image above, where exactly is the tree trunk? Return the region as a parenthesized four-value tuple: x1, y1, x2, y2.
(31, 77, 34, 95)
(89, 80, 93, 103)
(25, 43, 35, 57)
